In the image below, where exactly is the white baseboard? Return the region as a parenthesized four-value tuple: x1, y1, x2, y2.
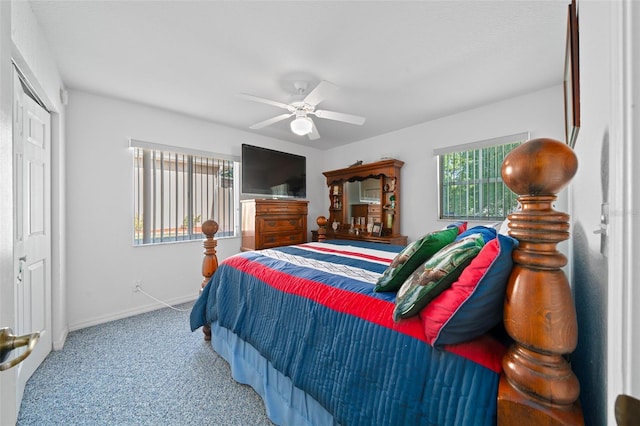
(53, 327, 68, 350)
(68, 294, 198, 332)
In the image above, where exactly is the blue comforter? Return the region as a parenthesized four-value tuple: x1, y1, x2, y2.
(191, 240, 502, 426)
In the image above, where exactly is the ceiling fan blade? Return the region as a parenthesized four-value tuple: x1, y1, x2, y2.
(308, 119, 320, 140)
(303, 80, 339, 106)
(313, 109, 366, 125)
(237, 93, 292, 111)
(249, 113, 294, 130)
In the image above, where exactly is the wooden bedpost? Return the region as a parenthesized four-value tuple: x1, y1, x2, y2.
(497, 138, 584, 425)
(316, 216, 327, 242)
(200, 219, 219, 341)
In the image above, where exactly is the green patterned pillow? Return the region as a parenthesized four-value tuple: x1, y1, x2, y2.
(393, 234, 484, 321)
(374, 227, 459, 292)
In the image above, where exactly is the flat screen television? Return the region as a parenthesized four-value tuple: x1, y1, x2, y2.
(241, 144, 306, 198)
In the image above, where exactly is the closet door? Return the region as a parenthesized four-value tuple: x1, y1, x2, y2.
(12, 68, 52, 413)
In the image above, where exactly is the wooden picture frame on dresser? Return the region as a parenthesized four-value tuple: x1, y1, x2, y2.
(241, 199, 309, 251)
(322, 159, 407, 246)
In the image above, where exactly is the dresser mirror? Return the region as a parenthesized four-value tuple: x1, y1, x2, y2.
(345, 178, 380, 210)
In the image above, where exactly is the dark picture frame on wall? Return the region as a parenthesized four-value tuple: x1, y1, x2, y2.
(564, 0, 580, 148)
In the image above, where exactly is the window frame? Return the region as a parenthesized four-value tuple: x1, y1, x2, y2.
(435, 132, 529, 222)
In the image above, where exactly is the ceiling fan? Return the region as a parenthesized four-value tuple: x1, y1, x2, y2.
(238, 80, 366, 140)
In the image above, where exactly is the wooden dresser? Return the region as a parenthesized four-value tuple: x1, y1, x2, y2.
(241, 199, 309, 251)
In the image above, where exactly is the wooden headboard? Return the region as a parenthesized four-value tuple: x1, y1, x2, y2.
(197, 137, 584, 425)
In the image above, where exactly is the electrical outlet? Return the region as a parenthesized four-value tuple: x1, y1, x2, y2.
(133, 280, 142, 293)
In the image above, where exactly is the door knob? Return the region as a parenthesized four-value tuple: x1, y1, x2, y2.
(0, 328, 40, 371)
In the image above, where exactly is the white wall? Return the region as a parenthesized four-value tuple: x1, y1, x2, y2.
(324, 85, 565, 242)
(568, 2, 610, 424)
(65, 90, 326, 330)
(572, 1, 640, 424)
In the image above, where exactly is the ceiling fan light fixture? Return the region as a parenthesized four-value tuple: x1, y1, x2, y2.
(290, 116, 313, 135)
(241, 81, 366, 139)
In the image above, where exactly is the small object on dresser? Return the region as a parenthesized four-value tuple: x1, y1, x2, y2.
(372, 222, 383, 237)
(387, 177, 396, 192)
(349, 160, 363, 167)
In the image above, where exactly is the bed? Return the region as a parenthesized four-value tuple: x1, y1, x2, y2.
(190, 138, 584, 425)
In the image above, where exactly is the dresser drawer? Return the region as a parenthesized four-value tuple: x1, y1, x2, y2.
(255, 202, 308, 215)
(259, 231, 305, 249)
(258, 216, 304, 232)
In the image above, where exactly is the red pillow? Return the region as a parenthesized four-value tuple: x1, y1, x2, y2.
(420, 234, 517, 346)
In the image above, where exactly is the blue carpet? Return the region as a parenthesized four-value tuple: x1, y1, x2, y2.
(17, 302, 273, 425)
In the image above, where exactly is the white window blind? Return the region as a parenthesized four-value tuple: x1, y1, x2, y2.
(436, 133, 528, 221)
(130, 139, 239, 245)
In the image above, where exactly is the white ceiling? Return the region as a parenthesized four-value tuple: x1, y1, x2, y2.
(28, 0, 569, 150)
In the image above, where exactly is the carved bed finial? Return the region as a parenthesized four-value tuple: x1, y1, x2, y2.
(200, 219, 219, 341)
(498, 138, 583, 425)
(316, 215, 328, 242)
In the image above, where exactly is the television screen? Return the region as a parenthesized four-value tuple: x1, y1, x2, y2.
(241, 144, 306, 198)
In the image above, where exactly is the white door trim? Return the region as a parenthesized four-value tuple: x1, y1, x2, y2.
(0, 0, 16, 423)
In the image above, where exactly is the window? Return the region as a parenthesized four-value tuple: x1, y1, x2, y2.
(131, 139, 239, 245)
(436, 133, 528, 221)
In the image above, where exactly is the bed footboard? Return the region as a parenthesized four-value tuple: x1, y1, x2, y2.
(200, 219, 219, 341)
(497, 138, 584, 425)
